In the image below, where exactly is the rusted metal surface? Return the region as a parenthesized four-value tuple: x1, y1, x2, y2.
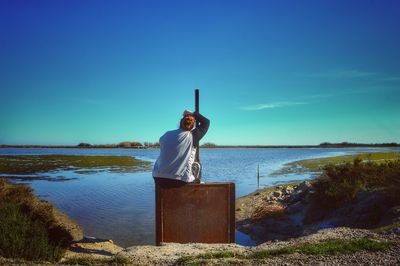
(155, 181, 235, 245)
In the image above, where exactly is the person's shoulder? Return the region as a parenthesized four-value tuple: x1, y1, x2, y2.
(163, 128, 182, 136)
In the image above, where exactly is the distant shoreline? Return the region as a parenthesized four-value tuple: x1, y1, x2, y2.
(1, 143, 399, 149)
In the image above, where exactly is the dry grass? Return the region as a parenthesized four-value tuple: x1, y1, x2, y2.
(251, 203, 286, 221)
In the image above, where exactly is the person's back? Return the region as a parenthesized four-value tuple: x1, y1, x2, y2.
(153, 128, 196, 182)
(153, 110, 210, 183)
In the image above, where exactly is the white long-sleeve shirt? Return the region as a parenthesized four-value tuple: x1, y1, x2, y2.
(152, 129, 197, 182)
(152, 112, 210, 182)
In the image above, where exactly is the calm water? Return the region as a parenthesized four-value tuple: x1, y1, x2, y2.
(0, 147, 397, 247)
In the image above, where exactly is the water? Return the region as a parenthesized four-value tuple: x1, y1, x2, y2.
(0, 147, 397, 247)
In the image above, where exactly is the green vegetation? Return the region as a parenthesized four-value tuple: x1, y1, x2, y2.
(311, 158, 400, 210)
(176, 238, 393, 264)
(273, 151, 400, 176)
(62, 255, 131, 265)
(0, 155, 152, 175)
(296, 152, 399, 172)
(0, 179, 69, 262)
(319, 142, 399, 147)
(294, 237, 392, 255)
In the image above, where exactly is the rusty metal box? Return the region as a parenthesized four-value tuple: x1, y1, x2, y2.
(155, 182, 235, 245)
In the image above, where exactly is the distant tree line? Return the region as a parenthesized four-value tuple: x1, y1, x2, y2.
(77, 141, 160, 149)
(201, 142, 217, 148)
(2, 141, 398, 149)
(319, 142, 400, 147)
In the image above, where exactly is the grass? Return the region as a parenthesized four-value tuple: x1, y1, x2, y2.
(280, 151, 400, 174)
(0, 179, 67, 262)
(62, 255, 131, 265)
(251, 203, 286, 220)
(295, 237, 391, 255)
(0, 201, 65, 262)
(0, 155, 152, 175)
(176, 238, 393, 264)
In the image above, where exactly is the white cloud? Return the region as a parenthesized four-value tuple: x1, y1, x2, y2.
(241, 101, 308, 111)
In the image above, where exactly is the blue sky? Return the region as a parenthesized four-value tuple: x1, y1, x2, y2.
(1, 0, 399, 145)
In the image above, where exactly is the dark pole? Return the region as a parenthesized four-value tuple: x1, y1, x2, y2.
(195, 89, 200, 163)
(195, 89, 199, 114)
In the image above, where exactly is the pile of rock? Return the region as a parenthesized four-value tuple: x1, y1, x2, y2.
(236, 179, 400, 245)
(235, 181, 314, 244)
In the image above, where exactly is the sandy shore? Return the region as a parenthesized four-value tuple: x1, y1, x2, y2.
(50, 226, 398, 265)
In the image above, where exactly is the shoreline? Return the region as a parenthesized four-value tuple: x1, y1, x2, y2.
(1, 144, 400, 149)
(1, 151, 400, 264)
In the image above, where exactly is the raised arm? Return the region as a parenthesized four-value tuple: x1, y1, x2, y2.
(192, 112, 210, 147)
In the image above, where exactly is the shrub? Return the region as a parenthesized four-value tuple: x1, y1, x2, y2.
(311, 158, 400, 210)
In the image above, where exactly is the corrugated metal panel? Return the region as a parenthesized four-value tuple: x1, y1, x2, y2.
(155, 182, 235, 245)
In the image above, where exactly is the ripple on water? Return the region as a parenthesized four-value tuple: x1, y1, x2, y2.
(5, 147, 397, 247)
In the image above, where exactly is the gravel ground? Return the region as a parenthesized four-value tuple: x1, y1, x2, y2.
(1, 227, 399, 265)
(117, 227, 400, 265)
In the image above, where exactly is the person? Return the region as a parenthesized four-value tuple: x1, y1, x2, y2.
(152, 110, 210, 187)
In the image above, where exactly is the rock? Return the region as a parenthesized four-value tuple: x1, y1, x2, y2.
(302, 193, 313, 204)
(287, 201, 305, 214)
(379, 205, 400, 226)
(288, 190, 304, 204)
(283, 186, 294, 194)
(273, 191, 282, 198)
(298, 181, 312, 191)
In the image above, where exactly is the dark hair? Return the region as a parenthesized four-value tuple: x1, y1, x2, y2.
(180, 115, 195, 131)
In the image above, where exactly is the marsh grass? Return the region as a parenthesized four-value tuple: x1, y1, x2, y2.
(176, 238, 393, 264)
(273, 152, 400, 176)
(0, 179, 70, 262)
(295, 152, 399, 172)
(0, 155, 151, 175)
(0, 201, 65, 262)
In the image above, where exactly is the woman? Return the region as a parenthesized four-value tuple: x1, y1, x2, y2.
(152, 110, 210, 186)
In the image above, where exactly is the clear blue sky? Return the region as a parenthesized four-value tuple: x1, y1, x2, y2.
(1, 0, 399, 145)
